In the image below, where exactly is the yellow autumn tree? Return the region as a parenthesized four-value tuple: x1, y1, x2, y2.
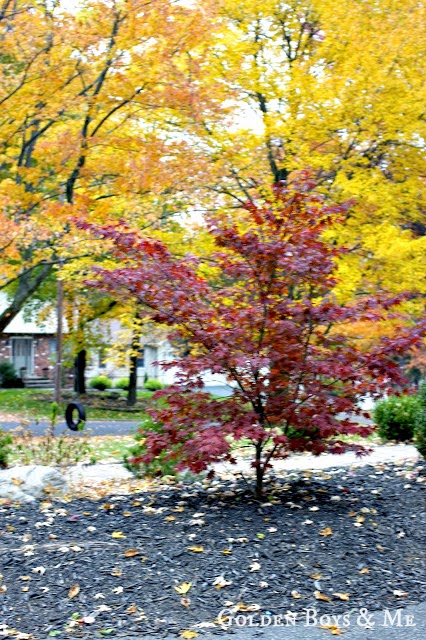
(0, 0, 219, 332)
(189, 0, 426, 301)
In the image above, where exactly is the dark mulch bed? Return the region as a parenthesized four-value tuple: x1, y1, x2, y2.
(1, 460, 425, 639)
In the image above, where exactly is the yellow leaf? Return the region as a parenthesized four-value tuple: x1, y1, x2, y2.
(124, 549, 140, 558)
(180, 596, 191, 607)
(173, 506, 185, 512)
(320, 527, 333, 537)
(112, 531, 126, 539)
(174, 581, 192, 595)
(165, 515, 176, 522)
(111, 568, 123, 577)
(359, 568, 370, 574)
(68, 583, 80, 599)
(221, 549, 232, 555)
(187, 546, 204, 553)
(11, 478, 24, 486)
(315, 591, 331, 602)
(180, 631, 198, 639)
(318, 624, 345, 635)
(213, 576, 232, 589)
(291, 590, 301, 599)
(333, 593, 350, 601)
(123, 511, 132, 517)
(309, 573, 322, 580)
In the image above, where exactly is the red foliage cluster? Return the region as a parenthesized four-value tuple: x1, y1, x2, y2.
(80, 183, 426, 495)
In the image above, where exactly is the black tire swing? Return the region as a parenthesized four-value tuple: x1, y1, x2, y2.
(65, 402, 86, 431)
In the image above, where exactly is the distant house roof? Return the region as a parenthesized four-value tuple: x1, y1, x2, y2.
(0, 292, 57, 335)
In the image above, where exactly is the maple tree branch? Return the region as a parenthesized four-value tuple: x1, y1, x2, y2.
(0, 253, 95, 291)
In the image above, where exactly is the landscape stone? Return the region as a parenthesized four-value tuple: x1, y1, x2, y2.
(0, 465, 68, 503)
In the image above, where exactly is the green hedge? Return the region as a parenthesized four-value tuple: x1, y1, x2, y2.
(89, 375, 113, 391)
(414, 382, 426, 459)
(373, 394, 421, 442)
(143, 378, 164, 391)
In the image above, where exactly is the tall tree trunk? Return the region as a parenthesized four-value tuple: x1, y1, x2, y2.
(74, 349, 86, 395)
(254, 440, 265, 500)
(127, 351, 137, 406)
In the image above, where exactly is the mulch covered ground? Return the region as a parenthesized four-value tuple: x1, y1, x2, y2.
(0, 460, 425, 639)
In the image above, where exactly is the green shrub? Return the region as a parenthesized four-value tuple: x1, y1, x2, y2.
(143, 378, 164, 391)
(124, 415, 177, 477)
(89, 375, 113, 391)
(0, 360, 19, 388)
(115, 377, 130, 390)
(373, 394, 421, 442)
(414, 382, 426, 459)
(0, 429, 13, 469)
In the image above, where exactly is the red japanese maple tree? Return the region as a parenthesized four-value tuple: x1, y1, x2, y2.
(81, 182, 426, 496)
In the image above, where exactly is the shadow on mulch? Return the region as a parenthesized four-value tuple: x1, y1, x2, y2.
(0, 460, 425, 639)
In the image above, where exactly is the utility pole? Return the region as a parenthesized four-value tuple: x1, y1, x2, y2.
(54, 263, 64, 405)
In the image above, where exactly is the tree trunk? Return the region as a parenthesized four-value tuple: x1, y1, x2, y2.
(74, 349, 86, 395)
(127, 352, 137, 406)
(254, 440, 265, 499)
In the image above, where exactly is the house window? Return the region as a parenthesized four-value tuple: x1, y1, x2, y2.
(98, 348, 107, 368)
(49, 338, 56, 356)
(136, 347, 144, 367)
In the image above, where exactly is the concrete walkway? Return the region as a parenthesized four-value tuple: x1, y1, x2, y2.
(66, 442, 420, 485)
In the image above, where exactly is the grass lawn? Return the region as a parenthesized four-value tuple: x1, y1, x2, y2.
(7, 432, 137, 467)
(0, 388, 153, 421)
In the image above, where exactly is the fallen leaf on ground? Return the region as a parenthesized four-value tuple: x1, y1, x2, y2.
(124, 549, 140, 558)
(111, 531, 126, 539)
(112, 586, 124, 594)
(174, 582, 192, 595)
(180, 631, 198, 639)
(320, 527, 333, 537)
(213, 576, 232, 589)
(359, 568, 370, 574)
(315, 591, 331, 602)
(333, 593, 350, 601)
(318, 624, 345, 635)
(68, 584, 80, 599)
(187, 546, 204, 553)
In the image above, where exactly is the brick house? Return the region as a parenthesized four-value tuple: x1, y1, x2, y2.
(0, 293, 57, 381)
